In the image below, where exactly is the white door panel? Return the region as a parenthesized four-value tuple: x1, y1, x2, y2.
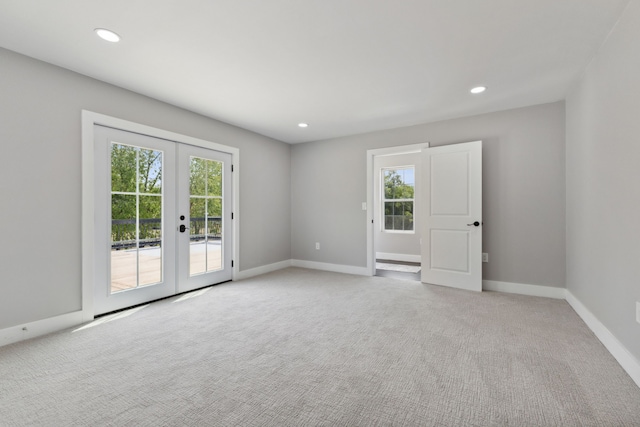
(430, 151, 470, 215)
(421, 141, 482, 291)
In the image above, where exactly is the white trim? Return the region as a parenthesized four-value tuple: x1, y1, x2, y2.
(236, 260, 292, 280)
(376, 252, 421, 263)
(366, 143, 429, 277)
(81, 111, 241, 319)
(291, 259, 370, 276)
(482, 280, 566, 299)
(0, 311, 87, 347)
(566, 291, 640, 389)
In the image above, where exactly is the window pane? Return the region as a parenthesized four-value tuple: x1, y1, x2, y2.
(208, 197, 222, 217)
(403, 202, 414, 231)
(206, 239, 222, 272)
(385, 214, 393, 230)
(383, 167, 415, 231)
(111, 143, 137, 193)
(190, 157, 206, 196)
(207, 160, 222, 197)
(383, 167, 414, 200)
(190, 198, 206, 275)
(206, 198, 222, 272)
(383, 201, 414, 231)
(111, 194, 137, 293)
(393, 214, 404, 230)
(138, 149, 162, 194)
(207, 198, 222, 238)
(111, 194, 136, 243)
(138, 195, 162, 286)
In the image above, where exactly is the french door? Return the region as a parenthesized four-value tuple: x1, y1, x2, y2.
(93, 125, 232, 315)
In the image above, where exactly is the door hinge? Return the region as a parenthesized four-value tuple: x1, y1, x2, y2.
(231, 260, 234, 267)
(231, 212, 234, 220)
(231, 164, 234, 172)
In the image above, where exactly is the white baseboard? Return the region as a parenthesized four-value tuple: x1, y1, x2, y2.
(565, 291, 640, 389)
(0, 310, 88, 347)
(482, 280, 566, 299)
(291, 259, 369, 276)
(376, 252, 421, 263)
(236, 260, 292, 280)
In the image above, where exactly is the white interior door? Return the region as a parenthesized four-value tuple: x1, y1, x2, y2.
(94, 126, 232, 315)
(177, 144, 232, 293)
(421, 141, 482, 291)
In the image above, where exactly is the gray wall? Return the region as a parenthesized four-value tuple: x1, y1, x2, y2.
(0, 47, 291, 329)
(566, 0, 640, 361)
(374, 153, 421, 259)
(291, 102, 566, 288)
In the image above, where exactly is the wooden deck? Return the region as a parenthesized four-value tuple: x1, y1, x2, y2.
(111, 242, 222, 293)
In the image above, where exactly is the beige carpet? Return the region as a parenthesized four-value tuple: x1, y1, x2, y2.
(1, 268, 639, 426)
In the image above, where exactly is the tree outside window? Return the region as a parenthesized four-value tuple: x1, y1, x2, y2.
(383, 167, 414, 232)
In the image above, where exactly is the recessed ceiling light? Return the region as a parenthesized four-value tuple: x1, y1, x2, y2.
(95, 28, 120, 43)
(470, 86, 487, 94)
(298, 123, 308, 128)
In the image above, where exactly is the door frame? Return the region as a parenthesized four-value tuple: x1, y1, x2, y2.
(82, 110, 240, 319)
(366, 143, 429, 276)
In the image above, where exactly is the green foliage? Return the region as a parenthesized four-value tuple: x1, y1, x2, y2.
(190, 157, 222, 197)
(111, 144, 137, 193)
(384, 170, 414, 200)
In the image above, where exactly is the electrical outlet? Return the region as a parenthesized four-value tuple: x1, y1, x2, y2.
(315, 242, 320, 250)
(636, 302, 640, 324)
(482, 253, 489, 263)
(361, 202, 367, 211)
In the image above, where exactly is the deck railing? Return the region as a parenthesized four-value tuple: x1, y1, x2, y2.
(111, 217, 221, 250)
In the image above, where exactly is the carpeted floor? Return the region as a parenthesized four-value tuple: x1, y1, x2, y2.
(1, 268, 639, 426)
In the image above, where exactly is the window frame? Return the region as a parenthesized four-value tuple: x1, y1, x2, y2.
(381, 166, 416, 234)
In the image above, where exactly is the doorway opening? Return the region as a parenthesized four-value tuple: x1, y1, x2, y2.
(366, 141, 483, 291)
(367, 144, 428, 281)
(375, 259, 421, 281)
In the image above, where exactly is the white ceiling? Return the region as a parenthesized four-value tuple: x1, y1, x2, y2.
(0, 0, 630, 143)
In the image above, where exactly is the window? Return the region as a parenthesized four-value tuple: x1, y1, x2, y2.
(382, 167, 415, 232)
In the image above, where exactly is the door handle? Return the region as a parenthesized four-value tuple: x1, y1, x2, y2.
(178, 224, 189, 233)
(467, 221, 481, 227)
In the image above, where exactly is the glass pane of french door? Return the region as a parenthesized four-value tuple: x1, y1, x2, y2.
(189, 156, 223, 275)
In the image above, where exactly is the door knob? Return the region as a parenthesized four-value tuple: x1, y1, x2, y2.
(467, 221, 480, 227)
(179, 224, 189, 233)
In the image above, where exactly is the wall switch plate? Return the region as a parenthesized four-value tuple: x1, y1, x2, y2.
(636, 302, 640, 324)
(361, 202, 367, 211)
(315, 242, 320, 250)
(482, 253, 489, 263)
